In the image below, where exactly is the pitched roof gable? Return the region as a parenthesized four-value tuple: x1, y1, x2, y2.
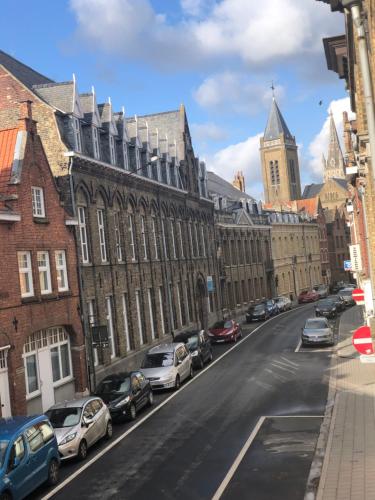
(264, 98, 293, 141)
(0, 50, 52, 89)
(0, 128, 20, 190)
(207, 171, 255, 202)
(302, 183, 324, 199)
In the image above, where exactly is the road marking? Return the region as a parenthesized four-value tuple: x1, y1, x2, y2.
(264, 368, 287, 382)
(211, 416, 266, 500)
(295, 339, 302, 352)
(280, 356, 299, 368)
(272, 359, 298, 370)
(42, 306, 305, 499)
(270, 362, 295, 374)
(211, 414, 324, 499)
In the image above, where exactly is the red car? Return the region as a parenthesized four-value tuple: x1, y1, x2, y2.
(208, 319, 242, 343)
(298, 290, 320, 304)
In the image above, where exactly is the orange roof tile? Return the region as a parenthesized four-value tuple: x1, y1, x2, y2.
(0, 128, 18, 191)
(295, 198, 318, 217)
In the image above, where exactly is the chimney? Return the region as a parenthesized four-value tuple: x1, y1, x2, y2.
(232, 171, 245, 192)
(18, 100, 37, 134)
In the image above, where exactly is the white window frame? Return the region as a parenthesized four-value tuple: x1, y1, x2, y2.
(72, 117, 82, 152)
(92, 126, 100, 160)
(170, 219, 177, 259)
(87, 300, 98, 366)
(18, 251, 34, 298)
(158, 287, 166, 334)
(185, 279, 190, 323)
(50, 328, 73, 385)
(114, 212, 123, 262)
(122, 294, 131, 352)
(148, 288, 156, 340)
(105, 296, 116, 358)
(109, 134, 116, 165)
(177, 221, 184, 258)
(37, 251, 52, 295)
(78, 206, 90, 264)
(135, 290, 144, 346)
(141, 215, 148, 260)
(55, 250, 69, 292)
(97, 209, 108, 263)
(152, 216, 159, 260)
(31, 187, 45, 218)
(128, 214, 136, 261)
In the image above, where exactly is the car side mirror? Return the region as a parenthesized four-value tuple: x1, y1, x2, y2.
(83, 416, 93, 427)
(177, 359, 183, 365)
(13, 456, 20, 469)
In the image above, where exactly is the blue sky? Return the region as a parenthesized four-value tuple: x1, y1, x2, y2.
(2, 0, 350, 199)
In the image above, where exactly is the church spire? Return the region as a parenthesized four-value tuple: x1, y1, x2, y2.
(324, 113, 345, 182)
(264, 98, 293, 141)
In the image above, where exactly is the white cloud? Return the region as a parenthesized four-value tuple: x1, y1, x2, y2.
(307, 97, 355, 181)
(194, 72, 284, 115)
(205, 133, 264, 199)
(69, 0, 343, 70)
(191, 122, 228, 142)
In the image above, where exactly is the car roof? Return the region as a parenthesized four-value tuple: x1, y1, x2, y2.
(174, 330, 201, 341)
(147, 343, 184, 354)
(306, 318, 328, 325)
(0, 415, 49, 440)
(48, 396, 101, 410)
(100, 371, 141, 381)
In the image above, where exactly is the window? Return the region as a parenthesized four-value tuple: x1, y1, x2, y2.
(148, 288, 156, 340)
(123, 142, 129, 170)
(170, 219, 177, 259)
(109, 134, 116, 165)
(72, 117, 82, 152)
(97, 209, 108, 262)
(18, 251, 34, 298)
(177, 221, 184, 258)
(122, 294, 132, 351)
(51, 341, 71, 383)
(78, 207, 90, 263)
(55, 250, 69, 292)
(141, 216, 148, 260)
(25, 353, 38, 394)
(37, 251, 52, 295)
(135, 147, 141, 171)
(135, 290, 145, 345)
(114, 212, 123, 262)
(188, 222, 194, 257)
(161, 217, 168, 258)
(178, 282, 186, 326)
(128, 214, 136, 261)
(194, 223, 199, 256)
(201, 225, 206, 257)
(105, 296, 116, 358)
(159, 286, 166, 334)
(151, 216, 159, 260)
(169, 284, 177, 330)
(176, 283, 183, 327)
(31, 187, 45, 217)
(92, 126, 100, 159)
(87, 299, 98, 366)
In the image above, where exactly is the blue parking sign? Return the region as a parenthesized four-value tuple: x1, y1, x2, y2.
(344, 260, 352, 271)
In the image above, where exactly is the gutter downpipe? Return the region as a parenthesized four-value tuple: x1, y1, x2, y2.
(68, 156, 95, 392)
(342, 0, 375, 319)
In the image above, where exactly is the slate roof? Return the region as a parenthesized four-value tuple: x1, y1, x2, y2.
(0, 128, 19, 190)
(80, 92, 95, 123)
(33, 82, 74, 113)
(264, 98, 293, 141)
(302, 183, 324, 199)
(0, 50, 52, 88)
(207, 171, 255, 203)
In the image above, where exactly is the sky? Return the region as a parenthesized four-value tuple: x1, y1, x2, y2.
(1, 0, 352, 200)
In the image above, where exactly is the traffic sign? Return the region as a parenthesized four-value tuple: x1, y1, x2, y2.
(352, 326, 374, 355)
(344, 260, 352, 271)
(352, 288, 365, 304)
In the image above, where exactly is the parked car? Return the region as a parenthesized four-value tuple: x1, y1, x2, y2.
(314, 284, 329, 298)
(330, 294, 346, 312)
(274, 296, 292, 312)
(47, 396, 112, 461)
(338, 288, 356, 307)
(315, 298, 338, 319)
(301, 317, 334, 346)
(266, 299, 279, 315)
(246, 303, 270, 322)
(208, 319, 242, 343)
(95, 371, 153, 422)
(173, 330, 213, 369)
(331, 281, 346, 294)
(0, 415, 60, 500)
(141, 343, 193, 390)
(298, 289, 320, 304)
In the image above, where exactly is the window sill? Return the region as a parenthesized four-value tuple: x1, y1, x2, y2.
(26, 391, 41, 401)
(21, 296, 38, 304)
(53, 376, 74, 389)
(40, 293, 57, 301)
(33, 217, 49, 224)
(57, 290, 72, 298)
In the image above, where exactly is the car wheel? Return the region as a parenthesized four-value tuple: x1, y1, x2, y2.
(129, 403, 137, 421)
(78, 439, 88, 461)
(47, 458, 59, 486)
(189, 365, 194, 379)
(147, 390, 154, 407)
(208, 349, 213, 362)
(105, 420, 113, 440)
(198, 356, 204, 369)
(175, 375, 181, 390)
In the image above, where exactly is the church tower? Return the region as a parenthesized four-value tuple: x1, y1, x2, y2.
(260, 98, 302, 203)
(323, 112, 345, 182)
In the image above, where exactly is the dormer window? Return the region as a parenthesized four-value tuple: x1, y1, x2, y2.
(72, 117, 82, 152)
(109, 134, 116, 165)
(123, 141, 129, 170)
(92, 126, 100, 160)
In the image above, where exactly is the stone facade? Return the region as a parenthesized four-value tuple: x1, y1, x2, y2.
(325, 207, 351, 284)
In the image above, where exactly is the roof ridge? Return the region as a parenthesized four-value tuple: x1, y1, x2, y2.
(33, 81, 73, 89)
(0, 50, 53, 84)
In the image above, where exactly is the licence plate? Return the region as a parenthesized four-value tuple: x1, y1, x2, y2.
(216, 339, 225, 343)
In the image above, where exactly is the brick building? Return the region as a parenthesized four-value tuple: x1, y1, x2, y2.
(0, 51, 218, 388)
(207, 171, 273, 317)
(0, 101, 87, 416)
(325, 207, 351, 284)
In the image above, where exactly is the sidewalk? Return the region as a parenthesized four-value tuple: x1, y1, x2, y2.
(315, 306, 375, 500)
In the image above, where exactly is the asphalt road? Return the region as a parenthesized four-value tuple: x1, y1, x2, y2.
(32, 302, 336, 500)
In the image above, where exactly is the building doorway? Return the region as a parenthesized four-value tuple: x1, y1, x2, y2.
(0, 347, 11, 417)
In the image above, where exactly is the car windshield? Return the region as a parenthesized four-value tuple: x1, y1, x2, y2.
(212, 320, 232, 329)
(254, 304, 265, 312)
(185, 335, 199, 350)
(318, 300, 334, 307)
(96, 377, 131, 395)
(47, 407, 82, 428)
(305, 319, 328, 329)
(275, 298, 284, 304)
(142, 353, 174, 368)
(340, 289, 353, 296)
(0, 440, 8, 468)
(300, 291, 308, 295)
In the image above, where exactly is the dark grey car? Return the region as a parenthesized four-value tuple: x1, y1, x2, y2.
(301, 318, 334, 347)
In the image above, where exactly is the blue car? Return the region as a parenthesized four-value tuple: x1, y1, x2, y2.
(0, 415, 60, 500)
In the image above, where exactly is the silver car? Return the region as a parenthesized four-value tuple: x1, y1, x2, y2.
(141, 343, 193, 390)
(47, 396, 112, 460)
(301, 318, 334, 347)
